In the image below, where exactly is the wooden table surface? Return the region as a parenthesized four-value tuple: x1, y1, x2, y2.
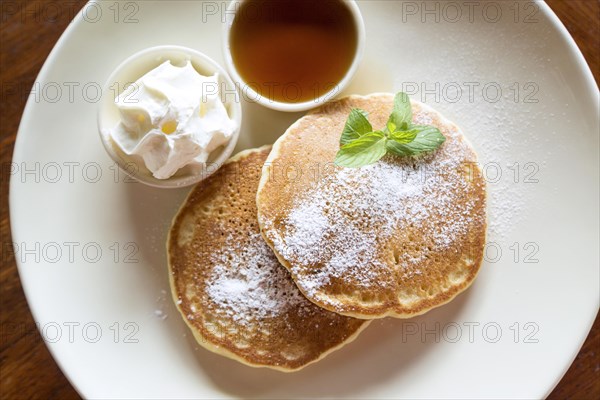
(1, 1, 598, 399)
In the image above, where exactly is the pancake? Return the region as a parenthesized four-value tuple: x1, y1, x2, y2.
(256, 94, 487, 319)
(167, 146, 369, 371)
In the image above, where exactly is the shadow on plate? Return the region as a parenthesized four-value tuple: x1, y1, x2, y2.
(235, 100, 302, 150)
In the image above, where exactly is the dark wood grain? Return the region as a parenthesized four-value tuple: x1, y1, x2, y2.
(0, 1, 598, 399)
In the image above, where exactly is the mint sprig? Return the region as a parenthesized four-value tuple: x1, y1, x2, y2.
(334, 92, 446, 168)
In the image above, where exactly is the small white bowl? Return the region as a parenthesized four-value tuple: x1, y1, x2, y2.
(221, 0, 365, 113)
(97, 45, 242, 188)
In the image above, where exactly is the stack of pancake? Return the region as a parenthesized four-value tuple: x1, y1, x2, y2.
(167, 93, 486, 371)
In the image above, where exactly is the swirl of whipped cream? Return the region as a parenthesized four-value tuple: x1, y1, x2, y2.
(110, 60, 236, 179)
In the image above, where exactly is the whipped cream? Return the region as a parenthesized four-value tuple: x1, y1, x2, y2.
(110, 60, 236, 179)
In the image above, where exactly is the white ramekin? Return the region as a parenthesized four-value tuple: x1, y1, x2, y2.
(97, 45, 242, 188)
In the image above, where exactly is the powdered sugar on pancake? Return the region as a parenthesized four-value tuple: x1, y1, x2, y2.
(264, 109, 484, 300)
(205, 232, 309, 326)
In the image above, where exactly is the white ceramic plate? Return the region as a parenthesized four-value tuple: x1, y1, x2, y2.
(10, 1, 599, 399)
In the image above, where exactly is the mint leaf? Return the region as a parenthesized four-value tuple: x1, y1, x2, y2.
(385, 140, 414, 157)
(386, 121, 396, 134)
(402, 125, 446, 152)
(390, 129, 418, 144)
(340, 108, 372, 145)
(334, 131, 387, 168)
(387, 126, 445, 157)
(387, 92, 412, 131)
